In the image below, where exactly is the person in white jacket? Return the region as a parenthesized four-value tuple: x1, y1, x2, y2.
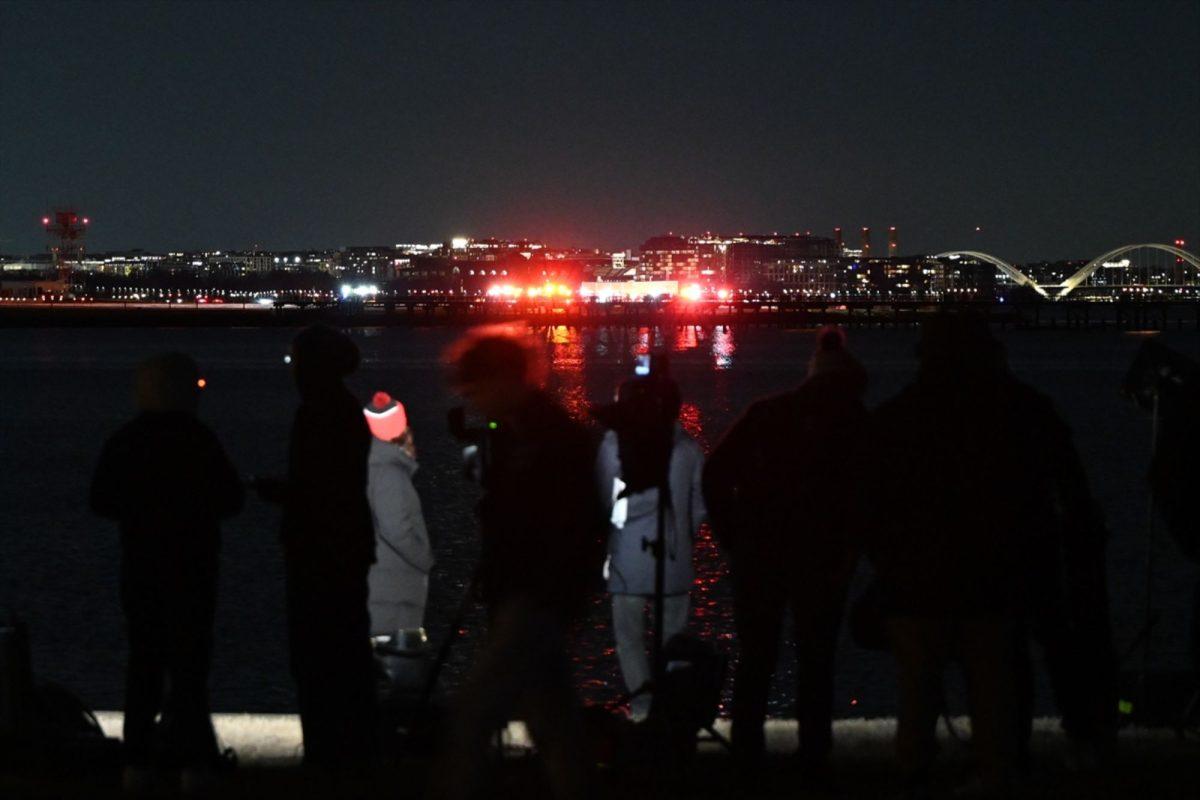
(363, 392, 434, 636)
(595, 377, 706, 721)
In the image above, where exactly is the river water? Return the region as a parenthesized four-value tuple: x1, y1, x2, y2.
(1, 325, 1196, 717)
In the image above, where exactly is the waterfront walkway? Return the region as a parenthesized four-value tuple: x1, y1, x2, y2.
(3, 713, 1196, 798)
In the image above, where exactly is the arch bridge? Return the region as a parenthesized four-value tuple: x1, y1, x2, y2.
(933, 244, 1200, 299)
(1055, 243, 1200, 298)
(930, 251, 1048, 298)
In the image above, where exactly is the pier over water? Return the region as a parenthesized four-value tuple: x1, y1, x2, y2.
(4, 298, 1200, 331)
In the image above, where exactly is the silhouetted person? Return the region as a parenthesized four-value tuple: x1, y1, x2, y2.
(90, 353, 242, 789)
(1137, 341, 1200, 682)
(869, 316, 1112, 796)
(595, 370, 706, 721)
(704, 327, 868, 782)
(436, 330, 605, 800)
(254, 324, 377, 770)
(363, 392, 433, 636)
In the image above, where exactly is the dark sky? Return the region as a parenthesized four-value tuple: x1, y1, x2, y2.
(2, 1, 1197, 261)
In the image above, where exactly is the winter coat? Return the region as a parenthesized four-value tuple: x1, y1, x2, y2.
(91, 411, 244, 586)
(475, 391, 607, 614)
(868, 370, 1101, 618)
(596, 425, 706, 596)
(367, 438, 434, 633)
(703, 371, 868, 584)
(275, 385, 376, 580)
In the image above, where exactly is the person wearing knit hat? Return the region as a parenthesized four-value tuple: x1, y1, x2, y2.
(253, 323, 378, 768)
(362, 391, 433, 648)
(704, 325, 869, 783)
(808, 325, 867, 383)
(363, 391, 409, 444)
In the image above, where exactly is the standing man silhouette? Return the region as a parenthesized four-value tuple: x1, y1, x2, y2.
(255, 324, 377, 771)
(92, 353, 243, 791)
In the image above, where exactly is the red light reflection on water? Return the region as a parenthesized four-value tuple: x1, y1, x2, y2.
(678, 401, 703, 440)
(546, 324, 589, 422)
(672, 325, 699, 351)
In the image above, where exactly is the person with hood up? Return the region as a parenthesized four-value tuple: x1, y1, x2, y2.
(867, 316, 1110, 797)
(254, 324, 377, 771)
(703, 326, 869, 784)
(91, 353, 243, 791)
(595, 366, 706, 721)
(363, 391, 434, 637)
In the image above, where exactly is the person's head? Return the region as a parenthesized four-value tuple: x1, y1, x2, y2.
(916, 315, 1007, 382)
(445, 327, 540, 419)
(290, 324, 359, 396)
(364, 391, 409, 443)
(135, 352, 203, 414)
(807, 326, 866, 388)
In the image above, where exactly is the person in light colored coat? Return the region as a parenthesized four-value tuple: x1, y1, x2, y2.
(363, 392, 434, 635)
(596, 423, 706, 720)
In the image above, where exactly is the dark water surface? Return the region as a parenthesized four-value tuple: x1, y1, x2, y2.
(2, 325, 1197, 717)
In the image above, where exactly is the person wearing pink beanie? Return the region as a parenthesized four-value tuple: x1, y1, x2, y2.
(362, 392, 432, 639)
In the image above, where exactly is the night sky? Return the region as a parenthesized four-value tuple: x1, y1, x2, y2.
(1, 1, 1197, 261)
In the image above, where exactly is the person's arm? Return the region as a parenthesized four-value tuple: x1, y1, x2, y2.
(702, 406, 757, 543)
(1044, 403, 1105, 553)
(205, 430, 245, 519)
(688, 438, 707, 534)
(595, 431, 621, 519)
(372, 473, 435, 573)
(89, 436, 124, 520)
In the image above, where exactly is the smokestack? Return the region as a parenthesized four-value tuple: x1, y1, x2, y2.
(834, 227, 843, 252)
(861, 227, 871, 257)
(888, 226, 898, 257)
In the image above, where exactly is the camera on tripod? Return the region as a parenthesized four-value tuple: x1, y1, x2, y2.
(447, 406, 500, 483)
(592, 353, 681, 496)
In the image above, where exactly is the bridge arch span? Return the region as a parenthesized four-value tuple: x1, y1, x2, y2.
(931, 251, 1048, 298)
(1057, 244, 1200, 298)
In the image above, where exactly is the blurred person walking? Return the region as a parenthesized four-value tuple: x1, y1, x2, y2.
(254, 324, 377, 771)
(91, 353, 243, 791)
(435, 329, 605, 800)
(704, 327, 868, 785)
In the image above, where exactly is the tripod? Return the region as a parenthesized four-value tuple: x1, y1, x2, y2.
(1121, 343, 1200, 735)
(629, 472, 730, 755)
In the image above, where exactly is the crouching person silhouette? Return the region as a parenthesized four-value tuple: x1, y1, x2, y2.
(91, 353, 243, 792)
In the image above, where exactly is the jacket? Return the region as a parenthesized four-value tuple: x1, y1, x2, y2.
(475, 391, 607, 613)
(91, 411, 243, 583)
(367, 438, 434, 631)
(703, 371, 868, 583)
(868, 370, 1100, 618)
(596, 425, 706, 596)
(278, 385, 376, 579)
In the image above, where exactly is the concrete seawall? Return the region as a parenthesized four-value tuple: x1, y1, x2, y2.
(91, 712, 1184, 766)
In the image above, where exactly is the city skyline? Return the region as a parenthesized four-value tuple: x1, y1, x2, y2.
(1, 1, 1197, 261)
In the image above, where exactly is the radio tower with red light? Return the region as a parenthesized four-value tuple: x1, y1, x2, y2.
(42, 209, 89, 282)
